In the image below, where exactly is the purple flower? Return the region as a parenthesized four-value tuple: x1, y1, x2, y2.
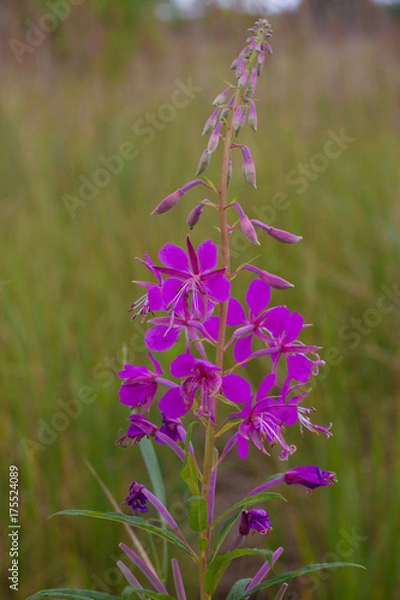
(239, 509, 272, 536)
(154, 237, 230, 319)
(284, 466, 337, 489)
(116, 415, 158, 447)
(234, 374, 298, 460)
(118, 354, 165, 412)
(159, 353, 222, 420)
(129, 254, 164, 321)
(259, 307, 322, 383)
(123, 482, 149, 514)
(157, 413, 185, 443)
(229, 279, 274, 363)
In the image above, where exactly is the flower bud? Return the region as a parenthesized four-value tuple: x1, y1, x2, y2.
(243, 264, 293, 289)
(284, 466, 337, 489)
(196, 149, 211, 176)
(227, 152, 233, 188)
(186, 203, 205, 229)
(248, 99, 258, 131)
(207, 121, 223, 154)
(257, 51, 265, 77)
(151, 188, 184, 215)
(245, 68, 258, 97)
(238, 70, 250, 89)
(232, 105, 242, 134)
(202, 108, 220, 136)
(240, 214, 260, 245)
(241, 145, 257, 188)
(235, 59, 247, 78)
(212, 86, 232, 106)
(251, 219, 302, 244)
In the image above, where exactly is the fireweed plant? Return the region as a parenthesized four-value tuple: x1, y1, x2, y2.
(29, 20, 363, 600)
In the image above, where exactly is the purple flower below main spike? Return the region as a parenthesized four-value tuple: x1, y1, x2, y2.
(239, 509, 272, 536)
(123, 481, 149, 514)
(116, 414, 158, 447)
(284, 465, 337, 489)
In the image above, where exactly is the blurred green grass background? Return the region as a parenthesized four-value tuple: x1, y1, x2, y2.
(1, 1, 400, 598)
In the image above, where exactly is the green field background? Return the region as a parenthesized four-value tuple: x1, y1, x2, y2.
(1, 2, 400, 599)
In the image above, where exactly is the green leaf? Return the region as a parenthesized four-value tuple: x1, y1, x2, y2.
(121, 586, 173, 599)
(235, 562, 366, 599)
(209, 509, 241, 562)
(211, 492, 285, 529)
(26, 590, 121, 600)
(180, 422, 201, 495)
(180, 452, 200, 496)
(52, 510, 193, 556)
(226, 579, 253, 600)
(205, 549, 273, 595)
(214, 418, 241, 438)
(186, 496, 208, 532)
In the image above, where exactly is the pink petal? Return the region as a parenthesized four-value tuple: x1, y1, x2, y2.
(227, 298, 247, 326)
(159, 387, 189, 418)
(284, 312, 304, 343)
(198, 240, 218, 272)
(119, 382, 156, 408)
(222, 374, 252, 403)
(159, 244, 190, 272)
(287, 354, 313, 382)
(203, 316, 219, 341)
(246, 279, 271, 317)
(170, 353, 196, 378)
(118, 365, 148, 378)
(145, 326, 181, 352)
(238, 433, 249, 460)
(205, 275, 230, 302)
(234, 334, 253, 363)
(262, 306, 291, 337)
(162, 278, 183, 305)
(256, 373, 275, 401)
(148, 286, 163, 311)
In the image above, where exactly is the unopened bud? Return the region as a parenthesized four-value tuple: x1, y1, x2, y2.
(233, 106, 242, 134)
(196, 149, 211, 176)
(207, 121, 223, 154)
(151, 188, 184, 215)
(244, 264, 293, 290)
(248, 99, 258, 131)
(245, 68, 258, 97)
(241, 145, 257, 188)
(227, 152, 233, 188)
(251, 220, 302, 244)
(257, 52, 265, 77)
(240, 214, 260, 245)
(212, 86, 232, 106)
(202, 108, 220, 136)
(187, 203, 205, 229)
(235, 59, 247, 79)
(238, 70, 250, 89)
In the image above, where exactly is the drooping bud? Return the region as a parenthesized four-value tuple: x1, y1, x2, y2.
(243, 264, 294, 289)
(220, 95, 235, 120)
(186, 203, 205, 229)
(237, 106, 248, 136)
(233, 105, 242, 134)
(227, 152, 233, 188)
(202, 108, 220, 136)
(241, 145, 257, 188)
(251, 220, 303, 244)
(284, 466, 337, 490)
(235, 59, 247, 79)
(248, 99, 258, 131)
(233, 202, 260, 246)
(245, 68, 258, 97)
(151, 188, 184, 215)
(257, 51, 265, 77)
(237, 70, 250, 89)
(212, 86, 232, 107)
(196, 149, 211, 176)
(151, 179, 207, 216)
(207, 121, 223, 154)
(263, 41, 273, 55)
